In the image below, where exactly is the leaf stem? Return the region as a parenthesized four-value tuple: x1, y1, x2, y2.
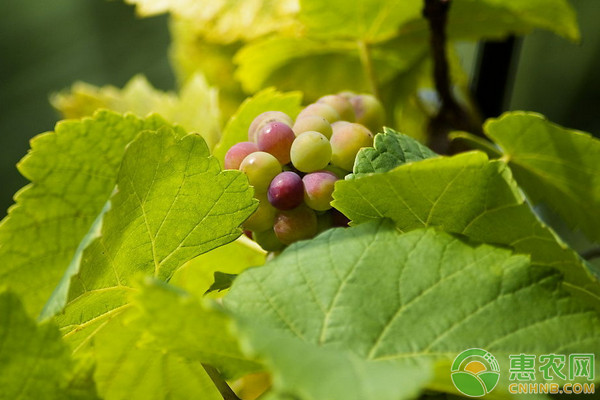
(357, 40, 380, 99)
(202, 364, 241, 400)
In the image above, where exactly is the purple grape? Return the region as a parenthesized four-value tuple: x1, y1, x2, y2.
(257, 121, 295, 164)
(267, 171, 304, 210)
(274, 205, 318, 245)
(224, 141, 259, 170)
(302, 171, 338, 211)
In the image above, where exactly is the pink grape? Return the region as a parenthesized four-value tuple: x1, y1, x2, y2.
(239, 151, 282, 193)
(349, 94, 385, 133)
(274, 205, 318, 245)
(256, 121, 295, 164)
(302, 171, 338, 211)
(317, 94, 355, 121)
(267, 171, 304, 210)
(248, 111, 293, 142)
(292, 115, 333, 139)
(296, 103, 341, 123)
(224, 141, 259, 170)
(330, 122, 374, 171)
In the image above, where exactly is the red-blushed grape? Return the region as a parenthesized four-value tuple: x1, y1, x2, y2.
(224, 141, 259, 170)
(292, 115, 333, 138)
(248, 111, 293, 142)
(296, 103, 341, 123)
(330, 122, 374, 171)
(267, 171, 304, 210)
(242, 193, 277, 232)
(317, 94, 355, 121)
(331, 208, 350, 227)
(256, 121, 295, 164)
(349, 94, 385, 133)
(290, 131, 332, 172)
(302, 171, 338, 211)
(253, 228, 285, 252)
(239, 151, 282, 193)
(274, 205, 318, 245)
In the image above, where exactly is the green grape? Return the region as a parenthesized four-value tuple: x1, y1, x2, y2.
(290, 131, 332, 173)
(316, 211, 333, 233)
(296, 103, 341, 123)
(239, 151, 282, 193)
(292, 115, 333, 139)
(323, 164, 350, 179)
(242, 193, 277, 232)
(317, 94, 355, 121)
(253, 228, 285, 252)
(330, 122, 373, 171)
(274, 205, 318, 245)
(350, 94, 385, 133)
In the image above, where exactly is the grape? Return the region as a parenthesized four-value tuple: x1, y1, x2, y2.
(296, 103, 340, 123)
(290, 131, 332, 173)
(253, 228, 285, 252)
(316, 212, 333, 233)
(248, 111, 293, 142)
(302, 171, 338, 211)
(239, 151, 282, 193)
(323, 164, 350, 178)
(256, 121, 295, 164)
(242, 193, 277, 232)
(317, 94, 355, 121)
(224, 141, 258, 170)
(330, 122, 373, 171)
(349, 94, 385, 133)
(292, 115, 333, 139)
(268, 171, 304, 210)
(274, 205, 318, 245)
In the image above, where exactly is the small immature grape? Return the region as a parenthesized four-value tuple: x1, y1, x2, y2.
(349, 94, 385, 133)
(242, 193, 277, 232)
(330, 122, 374, 171)
(224, 141, 258, 170)
(239, 151, 282, 193)
(248, 111, 293, 142)
(253, 228, 285, 252)
(316, 212, 333, 233)
(317, 94, 355, 121)
(256, 121, 295, 164)
(292, 115, 333, 139)
(290, 131, 332, 173)
(268, 171, 304, 210)
(274, 205, 318, 245)
(296, 103, 341, 123)
(302, 171, 338, 211)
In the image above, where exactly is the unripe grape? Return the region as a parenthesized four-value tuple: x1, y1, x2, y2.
(248, 111, 293, 142)
(316, 211, 333, 233)
(268, 171, 304, 210)
(317, 94, 355, 122)
(274, 205, 318, 245)
(292, 115, 333, 139)
(239, 151, 282, 193)
(290, 131, 332, 173)
(323, 164, 350, 178)
(350, 94, 385, 133)
(242, 193, 277, 232)
(224, 141, 259, 170)
(297, 103, 341, 123)
(256, 122, 295, 164)
(330, 122, 373, 171)
(302, 171, 338, 211)
(253, 228, 285, 252)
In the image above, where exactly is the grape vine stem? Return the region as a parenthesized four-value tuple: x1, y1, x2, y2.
(357, 40, 380, 100)
(202, 364, 242, 400)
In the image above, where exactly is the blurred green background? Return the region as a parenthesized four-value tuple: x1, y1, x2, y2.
(1, 0, 599, 218)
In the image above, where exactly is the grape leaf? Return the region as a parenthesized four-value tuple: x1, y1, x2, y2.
(212, 88, 303, 163)
(0, 111, 179, 317)
(124, 0, 300, 43)
(51, 74, 222, 150)
(132, 279, 262, 378)
(333, 152, 600, 304)
(484, 112, 600, 244)
(225, 222, 600, 399)
(53, 128, 257, 351)
(351, 127, 437, 177)
(0, 290, 72, 399)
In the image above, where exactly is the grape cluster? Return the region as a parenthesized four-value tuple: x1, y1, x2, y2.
(225, 93, 384, 251)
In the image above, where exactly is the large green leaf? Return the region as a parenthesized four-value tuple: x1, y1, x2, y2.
(212, 88, 302, 163)
(333, 152, 600, 303)
(51, 74, 221, 150)
(0, 111, 179, 317)
(53, 128, 256, 350)
(484, 112, 600, 244)
(225, 222, 600, 399)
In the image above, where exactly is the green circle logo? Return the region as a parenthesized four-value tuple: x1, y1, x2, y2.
(451, 348, 500, 397)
